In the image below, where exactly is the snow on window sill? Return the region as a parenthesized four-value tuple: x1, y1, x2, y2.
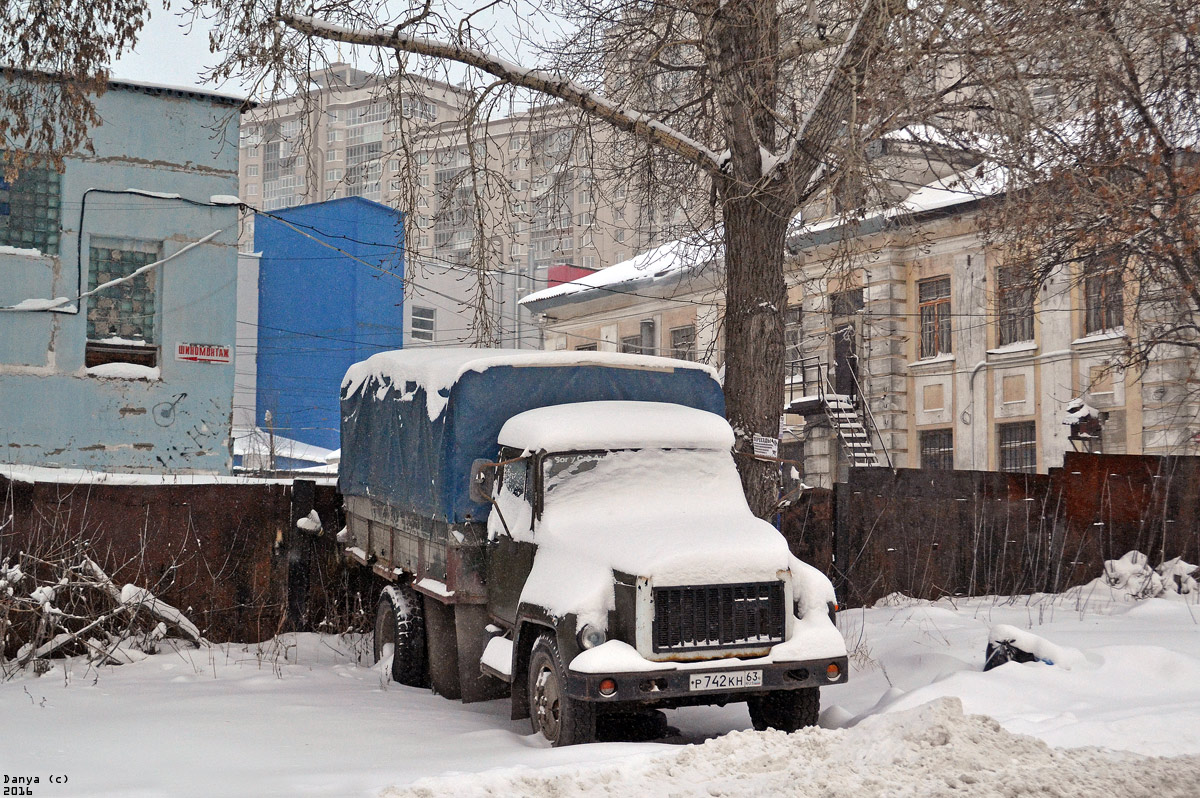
(908, 352, 955, 371)
(85, 363, 162, 381)
(1072, 328, 1127, 348)
(987, 341, 1037, 357)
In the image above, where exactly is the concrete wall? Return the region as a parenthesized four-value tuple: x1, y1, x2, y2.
(253, 197, 404, 450)
(0, 83, 242, 473)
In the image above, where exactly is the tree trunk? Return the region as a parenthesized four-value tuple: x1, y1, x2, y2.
(721, 194, 790, 519)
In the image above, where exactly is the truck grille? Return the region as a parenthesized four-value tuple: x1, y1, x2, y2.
(652, 582, 785, 652)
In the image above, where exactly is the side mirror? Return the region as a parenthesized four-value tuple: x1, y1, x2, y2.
(469, 458, 498, 503)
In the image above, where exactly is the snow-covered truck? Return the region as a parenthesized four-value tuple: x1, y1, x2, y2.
(338, 348, 847, 745)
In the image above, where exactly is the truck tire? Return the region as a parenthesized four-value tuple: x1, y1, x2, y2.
(747, 687, 820, 733)
(527, 633, 595, 746)
(374, 585, 428, 688)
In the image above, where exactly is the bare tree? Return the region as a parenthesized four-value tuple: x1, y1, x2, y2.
(192, 0, 931, 517)
(916, 0, 1200, 378)
(0, 0, 151, 171)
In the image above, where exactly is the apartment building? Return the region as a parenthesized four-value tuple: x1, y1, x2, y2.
(522, 168, 1200, 487)
(238, 64, 690, 347)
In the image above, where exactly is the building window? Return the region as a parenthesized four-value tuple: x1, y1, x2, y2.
(785, 305, 803, 365)
(997, 265, 1035, 345)
(1084, 268, 1123, 334)
(85, 238, 161, 367)
(0, 161, 62, 255)
(575, 343, 597, 352)
(669, 325, 696, 361)
(919, 429, 954, 470)
(246, 164, 259, 177)
(918, 277, 952, 358)
(997, 421, 1037, 474)
(410, 306, 435, 342)
(830, 288, 863, 318)
(620, 335, 643, 354)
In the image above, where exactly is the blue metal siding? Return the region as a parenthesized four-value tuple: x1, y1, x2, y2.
(254, 198, 405, 451)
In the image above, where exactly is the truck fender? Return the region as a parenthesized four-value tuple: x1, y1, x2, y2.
(508, 603, 578, 721)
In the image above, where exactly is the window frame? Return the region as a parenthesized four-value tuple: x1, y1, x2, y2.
(669, 325, 696, 361)
(996, 265, 1035, 346)
(918, 276, 952, 358)
(0, 159, 62, 255)
(1084, 267, 1124, 335)
(919, 428, 954, 470)
(410, 305, 436, 342)
(997, 421, 1037, 474)
(84, 237, 163, 368)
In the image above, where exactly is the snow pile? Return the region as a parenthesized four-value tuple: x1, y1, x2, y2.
(1063, 397, 1102, 430)
(1070, 550, 1199, 601)
(987, 624, 1089, 670)
(385, 698, 1200, 798)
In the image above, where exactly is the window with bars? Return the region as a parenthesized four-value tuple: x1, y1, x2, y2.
(996, 266, 1035, 345)
(785, 305, 803, 365)
(1084, 268, 1123, 334)
(669, 325, 696, 361)
(830, 288, 863, 318)
(919, 429, 954, 470)
(0, 160, 61, 255)
(85, 238, 161, 367)
(918, 277, 952, 358)
(410, 306, 435, 342)
(997, 421, 1037, 473)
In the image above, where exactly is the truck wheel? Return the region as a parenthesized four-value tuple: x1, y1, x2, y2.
(527, 633, 594, 746)
(374, 585, 428, 687)
(747, 688, 820, 733)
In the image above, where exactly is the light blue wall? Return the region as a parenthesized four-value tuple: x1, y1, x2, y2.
(0, 83, 242, 473)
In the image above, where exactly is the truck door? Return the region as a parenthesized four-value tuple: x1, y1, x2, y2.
(485, 454, 537, 626)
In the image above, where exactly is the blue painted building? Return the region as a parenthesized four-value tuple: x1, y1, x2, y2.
(0, 78, 244, 473)
(252, 197, 404, 451)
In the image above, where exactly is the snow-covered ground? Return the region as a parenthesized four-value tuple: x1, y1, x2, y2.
(7, 583, 1200, 797)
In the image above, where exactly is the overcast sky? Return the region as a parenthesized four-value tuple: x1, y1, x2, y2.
(111, 9, 225, 89)
(108, 4, 565, 99)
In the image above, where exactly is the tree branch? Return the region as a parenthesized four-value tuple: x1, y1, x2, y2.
(277, 13, 726, 175)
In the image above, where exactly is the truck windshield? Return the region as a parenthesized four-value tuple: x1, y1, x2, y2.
(539, 448, 743, 517)
(543, 452, 605, 496)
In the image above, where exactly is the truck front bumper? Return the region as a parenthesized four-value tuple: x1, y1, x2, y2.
(565, 655, 848, 704)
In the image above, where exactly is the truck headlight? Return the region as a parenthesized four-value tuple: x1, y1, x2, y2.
(578, 623, 606, 650)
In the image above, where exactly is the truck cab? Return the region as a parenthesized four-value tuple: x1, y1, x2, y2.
(477, 401, 847, 744)
(337, 348, 847, 746)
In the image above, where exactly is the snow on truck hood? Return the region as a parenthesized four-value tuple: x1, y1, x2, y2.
(498, 401, 734, 452)
(500, 446, 792, 629)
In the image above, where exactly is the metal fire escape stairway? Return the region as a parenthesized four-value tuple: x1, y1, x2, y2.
(785, 356, 891, 469)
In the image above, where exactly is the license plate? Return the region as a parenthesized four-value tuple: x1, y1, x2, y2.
(688, 669, 763, 692)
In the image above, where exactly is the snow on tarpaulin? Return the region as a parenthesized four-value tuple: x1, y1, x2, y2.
(338, 348, 724, 524)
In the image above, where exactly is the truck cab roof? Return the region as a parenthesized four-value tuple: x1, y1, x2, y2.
(498, 401, 733, 453)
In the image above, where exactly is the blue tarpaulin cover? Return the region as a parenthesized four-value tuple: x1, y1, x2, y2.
(339, 352, 724, 524)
